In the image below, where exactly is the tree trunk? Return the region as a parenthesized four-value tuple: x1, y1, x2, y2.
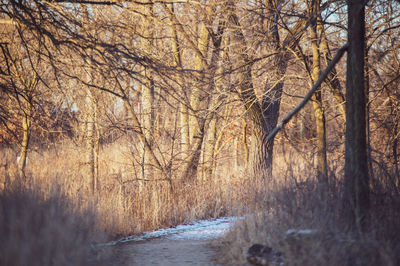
(18, 106, 31, 178)
(203, 114, 217, 180)
(318, 19, 346, 119)
(165, 3, 190, 163)
(17, 76, 37, 178)
(140, 1, 155, 182)
(165, 3, 209, 181)
(243, 119, 249, 169)
(343, 0, 370, 233)
(227, 0, 299, 180)
(85, 90, 98, 194)
(309, 1, 328, 184)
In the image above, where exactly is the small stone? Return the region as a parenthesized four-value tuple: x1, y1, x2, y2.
(246, 244, 285, 266)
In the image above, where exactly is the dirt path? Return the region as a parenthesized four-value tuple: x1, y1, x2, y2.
(107, 217, 236, 265)
(113, 238, 220, 266)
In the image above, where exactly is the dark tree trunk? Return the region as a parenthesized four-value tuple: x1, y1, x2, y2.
(343, 0, 370, 233)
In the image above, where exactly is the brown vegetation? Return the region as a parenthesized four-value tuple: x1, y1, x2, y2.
(213, 146, 400, 265)
(1, 0, 400, 265)
(0, 181, 112, 266)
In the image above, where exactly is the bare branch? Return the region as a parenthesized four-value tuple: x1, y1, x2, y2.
(266, 42, 349, 141)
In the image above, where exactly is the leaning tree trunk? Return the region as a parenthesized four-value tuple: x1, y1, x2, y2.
(343, 0, 370, 233)
(165, 3, 223, 181)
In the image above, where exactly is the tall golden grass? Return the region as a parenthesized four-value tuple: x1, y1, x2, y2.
(0, 138, 252, 237)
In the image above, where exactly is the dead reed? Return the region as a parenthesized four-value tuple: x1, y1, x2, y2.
(0, 138, 250, 237)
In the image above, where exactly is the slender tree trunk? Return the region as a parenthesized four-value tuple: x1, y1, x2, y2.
(18, 105, 31, 177)
(17, 75, 37, 178)
(319, 19, 346, 119)
(168, 3, 222, 181)
(94, 99, 100, 191)
(182, 18, 211, 180)
(165, 3, 204, 180)
(344, 0, 370, 233)
(166, 3, 190, 162)
(203, 114, 217, 180)
(243, 119, 249, 169)
(140, 1, 155, 181)
(309, 1, 328, 184)
(85, 90, 97, 194)
(201, 19, 226, 181)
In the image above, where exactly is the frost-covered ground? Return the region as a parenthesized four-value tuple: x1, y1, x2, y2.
(107, 216, 238, 246)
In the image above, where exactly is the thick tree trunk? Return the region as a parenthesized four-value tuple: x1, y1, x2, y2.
(227, 0, 300, 180)
(344, 0, 370, 232)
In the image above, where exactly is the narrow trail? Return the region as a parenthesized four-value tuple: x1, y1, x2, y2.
(108, 217, 236, 266)
(114, 238, 219, 265)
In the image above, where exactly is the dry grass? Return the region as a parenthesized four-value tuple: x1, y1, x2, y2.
(213, 143, 400, 266)
(0, 181, 113, 266)
(0, 138, 250, 236)
(3, 134, 399, 266)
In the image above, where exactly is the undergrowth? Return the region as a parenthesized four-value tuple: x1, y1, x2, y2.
(0, 181, 113, 266)
(213, 171, 400, 265)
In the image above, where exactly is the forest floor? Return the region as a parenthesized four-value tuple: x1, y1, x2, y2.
(106, 217, 236, 266)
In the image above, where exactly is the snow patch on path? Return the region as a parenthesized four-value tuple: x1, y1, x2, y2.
(105, 216, 238, 246)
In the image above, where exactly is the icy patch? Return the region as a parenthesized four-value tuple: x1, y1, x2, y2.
(167, 217, 238, 241)
(104, 217, 239, 246)
(286, 229, 317, 235)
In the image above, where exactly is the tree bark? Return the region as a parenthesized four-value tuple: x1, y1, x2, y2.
(165, 3, 190, 163)
(85, 89, 99, 194)
(18, 104, 31, 178)
(318, 19, 346, 119)
(309, 0, 328, 184)
(17, 75, 37, 178)
(140, 0, 155, 182)
(344, 0, 370, 233)
(227, 0, 301, 180)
